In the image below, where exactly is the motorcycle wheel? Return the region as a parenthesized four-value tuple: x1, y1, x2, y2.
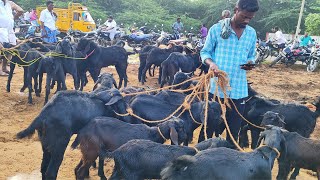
(307, 59, 319, 72)
(262, 49, 270, 60)
(269, 55, 283, 67)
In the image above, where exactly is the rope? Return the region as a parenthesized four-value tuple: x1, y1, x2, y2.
(191, 146, 200, 153)
(259, 145, 281, 159)
(157, 127, 167, 141)
(228, 98, 265, 130)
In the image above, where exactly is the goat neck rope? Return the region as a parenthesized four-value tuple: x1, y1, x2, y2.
(157, 126, 167, 141)
(259, 145, 281, 159)
(85, 49, 96, 59)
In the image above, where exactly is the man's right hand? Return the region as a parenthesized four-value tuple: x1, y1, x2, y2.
(205, 59, 219, 75)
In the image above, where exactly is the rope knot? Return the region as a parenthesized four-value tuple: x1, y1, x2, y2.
(182, 101, 191, 110)
(126, 108, 134, 115)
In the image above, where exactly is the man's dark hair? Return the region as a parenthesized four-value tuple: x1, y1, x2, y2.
(202, 24, 206, 27)
(46, 1, 53, 6)
(274, 26, 279, 31)
(108, 15, 113, 19)
(237, 0, 259, 12)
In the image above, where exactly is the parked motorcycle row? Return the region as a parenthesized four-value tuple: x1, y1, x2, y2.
(255, 40, 319, 72)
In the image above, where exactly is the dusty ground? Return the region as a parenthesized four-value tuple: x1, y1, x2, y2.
(0, 55, 319, 180)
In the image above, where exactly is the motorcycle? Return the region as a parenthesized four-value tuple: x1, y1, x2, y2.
(121, 33, 156, 48)
(94, 27, 123, 47)
(255, 40, 270, 65)
(265, 40, 282, 57)
(306, 45, 320, 72)
(269, 44, 312, 67)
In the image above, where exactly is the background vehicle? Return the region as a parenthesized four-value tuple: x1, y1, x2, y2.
(307, 45, 320, 72)
(36, 3, 96, 33)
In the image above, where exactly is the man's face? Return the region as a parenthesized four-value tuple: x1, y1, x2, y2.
(108, 18, 112, 22)
(234, 8, 255, 28)
(177, 19, 181, 23)
(305, 33, 308, 37)
(47, 3, 54, 11)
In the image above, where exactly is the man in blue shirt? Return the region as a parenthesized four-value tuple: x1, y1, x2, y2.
(200, 0, 259, 146)
(172, 17, 183, 39)
(300, 32, 313, 47)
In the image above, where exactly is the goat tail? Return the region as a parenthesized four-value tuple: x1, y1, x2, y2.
(16, 116, 42, 139)
(71, 135, 80, 149)
(160, 155, 196, 180)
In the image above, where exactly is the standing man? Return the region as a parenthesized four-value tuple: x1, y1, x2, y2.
(273, 26, 286, 49)
(102, 15, 117, 42)
(200, 24, 208, 44)
(221, 10, 231, 19)
(0, 0, 23, 76)
(300, 32, 313, 47)
(39, 1, 58, 43)
(172, 17, 183, 39)
(200, 0, 259, 146)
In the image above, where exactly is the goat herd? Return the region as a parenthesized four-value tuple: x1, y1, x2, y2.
(3, 36, 319, 180)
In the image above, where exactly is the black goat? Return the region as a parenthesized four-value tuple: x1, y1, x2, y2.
(160, 52, 201, 87)
(138, 45, 156, 81)
(16, 88, 122, 179)
(71, 116, 187, 180)
(161, 126, 285, 180)
(258, 126, 320, 180)
(92, 73, 117, 93)
(76, 38, 129, 88)
(6, 40, 49, 103)
(239, 86, 320, 149)
(140, 44, 183, 84)
(194, 137, 233, 151)
(127, 93, 221, 144)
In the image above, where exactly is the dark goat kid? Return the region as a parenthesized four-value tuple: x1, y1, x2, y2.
(161, 126, 285, 180)
(6, 40, 49, 104)
(138, 45, 157, 81)
(16, 90, 114, 180)
(92, 73, 117, 93)
(71, 116, 187, 180)
(128, 93, 221, 144)
(239, 86, 320, 149)
(160, 52, 201, 87)
(194, 137, 233, 151)
(106, 138, 233, 180)
(140, 44, 183, 84)
(257, 126, 320, 180)
(76, 38, 129, 88)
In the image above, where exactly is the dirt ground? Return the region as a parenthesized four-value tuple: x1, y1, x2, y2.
(1, 55, 319, 180)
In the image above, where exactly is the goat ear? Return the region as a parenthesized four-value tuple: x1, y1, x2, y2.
(170, 127, 179, 145)
(55, 43, 63, 54)
(105, 95, 122, 106)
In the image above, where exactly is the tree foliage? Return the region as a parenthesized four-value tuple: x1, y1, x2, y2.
(13, 0, 320, 36)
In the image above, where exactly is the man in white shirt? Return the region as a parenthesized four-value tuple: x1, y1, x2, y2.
(274, 26, 286, 49)
(102, 15, 117, 41)
(39, 1, 58, 43)
(0, 0, 23, 76)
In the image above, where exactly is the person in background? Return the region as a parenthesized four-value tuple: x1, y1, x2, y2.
(102, 15, 117, 42)
(200, 0, 259, 146)
(222, 10, 231, 19)
(0, 0, 23, 76)
(273, 26, 286, 49)
(300, 32, 313, 47)
(172, 17, 183, 39)
(39, 1, 58, 43)
(200, 24, 208, 44)
(29, 8, 38, 26)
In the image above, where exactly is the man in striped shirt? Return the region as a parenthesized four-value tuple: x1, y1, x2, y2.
(200, 0, 259, 146)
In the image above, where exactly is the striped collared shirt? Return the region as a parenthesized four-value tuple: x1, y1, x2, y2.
(200, 22, 256, 99)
